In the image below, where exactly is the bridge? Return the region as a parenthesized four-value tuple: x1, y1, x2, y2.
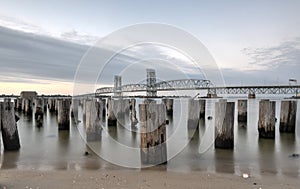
(95, 69, 300, 98)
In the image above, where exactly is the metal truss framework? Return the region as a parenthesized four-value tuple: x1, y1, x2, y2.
(95, 79, 213, 95)
(96, 79, 300, 96)
(207, 85, 300, 95)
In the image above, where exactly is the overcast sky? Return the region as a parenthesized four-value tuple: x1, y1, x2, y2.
(0, 0, 300, 95)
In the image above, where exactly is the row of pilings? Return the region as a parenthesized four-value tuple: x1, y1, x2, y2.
(1, 96, 298, 166)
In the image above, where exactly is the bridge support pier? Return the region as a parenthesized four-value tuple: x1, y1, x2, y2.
(280, 100, 297, 133)
(0, 101, 21, 151)
(215, 100, 234, 149)
(139, 101, 167, 165)
(146, 69, 157, 97)
(258, 100, 276, 139)
(114, 75, 122, 97)
(238, 100, 247, 122)
(57, 99, 71, 130)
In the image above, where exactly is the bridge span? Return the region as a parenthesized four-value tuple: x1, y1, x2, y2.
(95, 69, 300, 97)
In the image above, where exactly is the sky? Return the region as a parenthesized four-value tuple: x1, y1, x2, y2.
(0, 0, 300, 95)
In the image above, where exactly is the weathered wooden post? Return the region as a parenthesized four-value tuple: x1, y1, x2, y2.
(162, 98, 173, 116)
(85, 100, 102, 141)
(99, 98, 106, 118)
(24, 99, 32, 115)
(107, 97, 117, 126)
(71, 98, 79, 122)
(34, 98, 44, 127)
(238, 100, 247, 122)
(280, 100, 297, 133)
(215, 100, 235, 149)
(16, 98, 22, 111)
(139, 102, 167, 165)
(130, 99, 138, 125)
(42, 97, 48, 111)
(21, 98, 25, 112)
(48, 98, 56, 112)
(0, 101, 21, 150)
(187, 98, 200, 129)
(199, 99, 206, 119)
(258, 100, 276, 139)
(57, 99, 71, 130)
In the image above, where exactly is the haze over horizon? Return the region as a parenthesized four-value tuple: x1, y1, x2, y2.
(0, 0, 300, 95)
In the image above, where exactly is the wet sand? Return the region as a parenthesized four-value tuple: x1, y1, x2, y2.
(0, 169, 299, 189)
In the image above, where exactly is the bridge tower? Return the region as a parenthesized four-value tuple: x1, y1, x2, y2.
(114, 75, 122, 97)
(146, 69, 157, 96)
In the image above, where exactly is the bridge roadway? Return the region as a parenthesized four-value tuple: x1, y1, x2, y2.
(95, 78, 300, 96)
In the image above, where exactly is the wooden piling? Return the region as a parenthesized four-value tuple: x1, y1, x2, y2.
(187, 98, 200, 129)
(199, 99, 206, 119)
(238, 100, 247, 122)
(34, 98, 44, 119)
(57, 99, 71, 130)
(162, 98, 173, 116)
(107, 97, 117, 126)
(130, 99, 138, 125)
(280, 100, 297, 133)
(215, 100, 235, 149)
(0, 101, 21, 151)
(24, 99, 32, 115)
(139, 102, 167, 165)
(258, 100, 276, 139)
(71, 98, 79, 122)
(48, 98, 56, 112)
(99, 98, 106, 118)
(85, 100, 102, 141)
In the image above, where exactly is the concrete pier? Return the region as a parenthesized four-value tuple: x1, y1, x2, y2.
(162, 98, 173, 116)
(139, 102, 167, 165)
(215, 100, 235, 149)
(130, 99, 138, 125)
(258, 100, 276, 139)
(280, 100, 297, 133)
(238, 100, 247, 122)
(0, 101, 21, 151)
(57, 99, 71, 130)
(85, 100, 102, 141)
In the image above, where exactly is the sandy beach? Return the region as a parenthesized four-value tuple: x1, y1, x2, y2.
(1, 169, 299, 189)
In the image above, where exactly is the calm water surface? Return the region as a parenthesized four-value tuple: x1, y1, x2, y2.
(0, 98, 299, 178)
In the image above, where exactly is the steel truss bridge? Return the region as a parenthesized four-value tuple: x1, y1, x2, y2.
(95, 79, 300, 96)
(96, 79, 213, 95)
(207, 85, 300, 95)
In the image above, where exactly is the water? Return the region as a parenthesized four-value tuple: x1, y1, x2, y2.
(1, 98, 300, 178)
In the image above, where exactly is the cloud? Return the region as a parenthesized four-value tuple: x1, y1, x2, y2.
(0, 14, 99, 46)
(243, 38, 300, 70)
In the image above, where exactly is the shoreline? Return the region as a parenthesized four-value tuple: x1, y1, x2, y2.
(0, 169, 299, 189)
